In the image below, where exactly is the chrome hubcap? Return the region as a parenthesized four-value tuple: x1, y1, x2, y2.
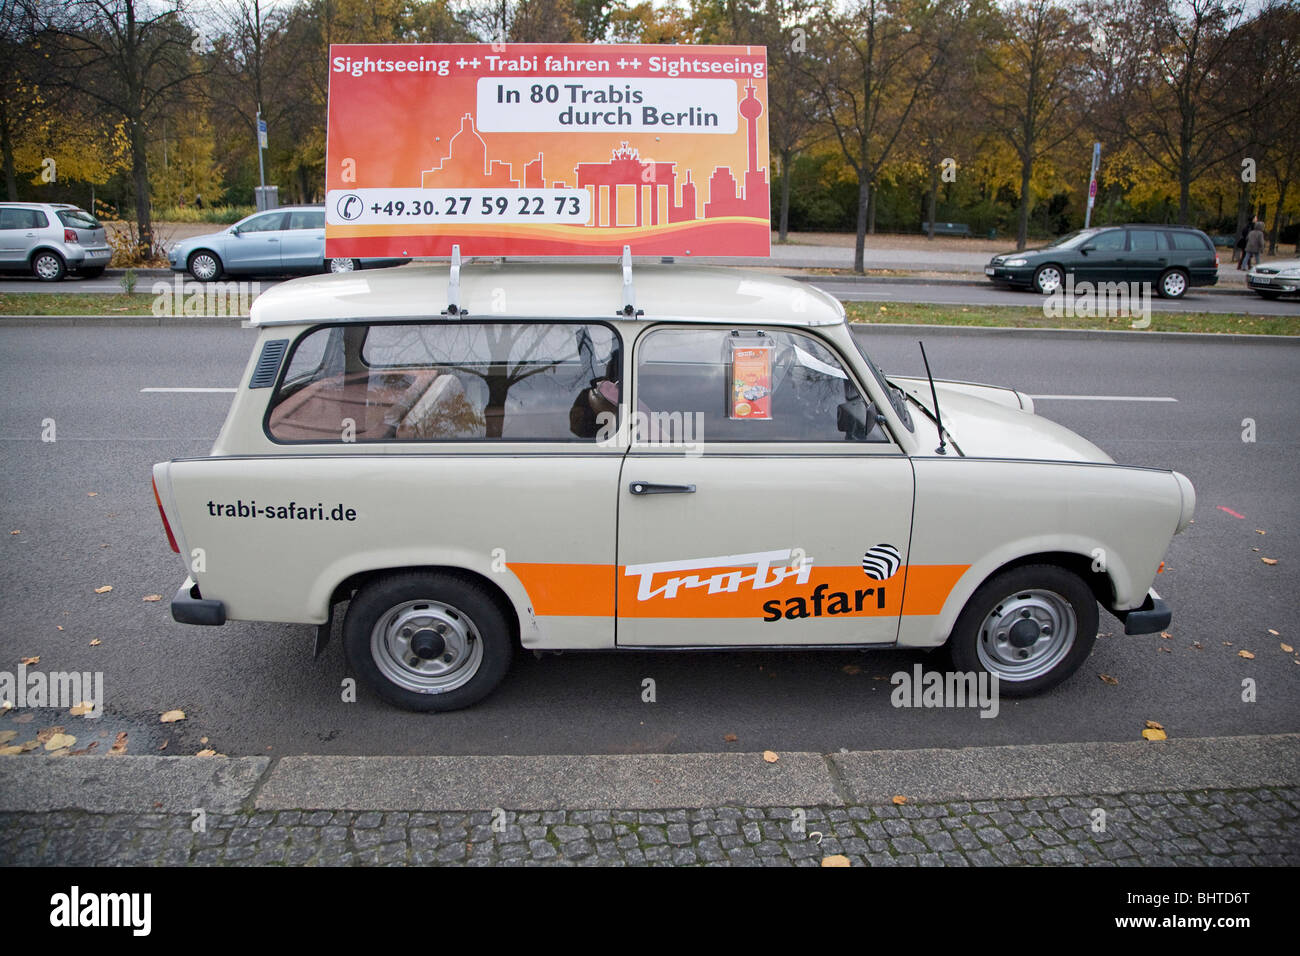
(329, 258, 356, 273)
(370, 599, 482, 694)
(1163, 273, 1185, 296)
(35, 256, 60, 279)
(976, 588, 1076, 681)
(1036, 267, 1062, 294)
(191, 255, 217, 280)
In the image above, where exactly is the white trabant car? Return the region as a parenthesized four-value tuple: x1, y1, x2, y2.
(152, 262, 1194, 711)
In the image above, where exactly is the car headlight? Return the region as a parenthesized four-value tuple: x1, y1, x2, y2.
(1278, 270, 1300, 278)
(1003, 258, 1028, 267)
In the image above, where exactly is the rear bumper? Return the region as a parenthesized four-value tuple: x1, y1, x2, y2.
(172, 578, 226, 626)
(1116, 590, 1171, 636)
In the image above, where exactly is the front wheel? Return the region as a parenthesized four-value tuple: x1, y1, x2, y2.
(1032, 264, 1064, 295)
(187, 250, 223, 282)
(945, 565, 1098, 697)
(327, 257, 360, 273)
(342, 572, 513, 712)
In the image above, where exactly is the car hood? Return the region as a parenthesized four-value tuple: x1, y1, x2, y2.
(1251, 258, 1300, 274)
(892, 380, 1113, 463)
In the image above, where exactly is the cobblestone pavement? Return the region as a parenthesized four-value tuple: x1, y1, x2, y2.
(3, 787, 1298, 866)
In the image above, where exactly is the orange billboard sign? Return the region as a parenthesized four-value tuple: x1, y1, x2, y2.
(325, 43, 770, 258)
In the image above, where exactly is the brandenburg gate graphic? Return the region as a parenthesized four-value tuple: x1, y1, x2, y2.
(420, 81, 769, 227)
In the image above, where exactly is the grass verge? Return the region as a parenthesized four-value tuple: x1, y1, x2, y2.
(844, 301, 1298, 335)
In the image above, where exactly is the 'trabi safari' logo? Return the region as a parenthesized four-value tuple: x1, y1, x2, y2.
(624, 549, 811, 602)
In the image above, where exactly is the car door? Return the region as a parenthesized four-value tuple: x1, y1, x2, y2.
(1124, 229, 1167, 286)
(616, 325, 914, 647)
(0, 207, 45, 266)
(1074, 228, 1127, 283)
(280, 209, 326, 272)
(222, 211, 288, 272)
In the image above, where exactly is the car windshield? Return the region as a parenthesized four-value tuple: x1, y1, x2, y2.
(57, 209, 100, 229)
(1041, 230, 1095, 250)
(850, 335, 914, 432)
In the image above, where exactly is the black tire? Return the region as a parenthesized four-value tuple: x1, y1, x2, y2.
(76, 266, 106, 279)
(187, 250, 223, 282)
(1157, 268, 1189, 299)
(1032, 264, 1065, 295)
(945, 564, 1099, 698)
(342, 572, 513, 712)
(31, 250, 66, 282)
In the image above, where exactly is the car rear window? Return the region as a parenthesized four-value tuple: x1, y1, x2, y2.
(56, 209, 101, 230)
(268, 321, 621, 442)
(1166, 231, 1212, 252)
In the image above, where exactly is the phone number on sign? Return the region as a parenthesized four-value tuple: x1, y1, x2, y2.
(327, 188, 591, 225)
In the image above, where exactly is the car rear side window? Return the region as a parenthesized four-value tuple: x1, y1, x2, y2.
(268, 321, 620, 442)
(1128, 230, 1164, 251)
(0, 208, 46, 229)
(288, 210, 325, 229)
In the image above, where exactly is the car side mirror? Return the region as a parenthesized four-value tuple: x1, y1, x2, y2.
(836, 397, 876, 441)
(1080, 244, 1094, 254)
(229, 226, 241, 236)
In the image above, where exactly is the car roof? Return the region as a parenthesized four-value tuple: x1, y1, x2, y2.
(248, 263, 846, 328)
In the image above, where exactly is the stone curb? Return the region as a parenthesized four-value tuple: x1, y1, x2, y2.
(0, 734, 1294, 814)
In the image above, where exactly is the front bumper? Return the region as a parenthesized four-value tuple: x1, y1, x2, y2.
(1248, 274, 1300, 294)
(985, 264, 1034, 286)
(1116, 590, 1171, 636)
(172, 577, 226, 626)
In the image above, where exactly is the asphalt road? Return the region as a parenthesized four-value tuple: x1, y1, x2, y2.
(0, 322, 1297, 758)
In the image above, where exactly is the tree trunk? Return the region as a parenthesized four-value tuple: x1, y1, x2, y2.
(867, 185, 876, 235)
(778, 147, 792, 243)
(854, 177, 868, 274)
(129, 117, 153, 257)
(1016, 156, 1032, 251)
(0, 100, 16, 201)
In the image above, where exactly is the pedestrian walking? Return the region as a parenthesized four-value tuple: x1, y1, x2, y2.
(1235, 219, 1251, 268)
(1242, 220, 1266, 271)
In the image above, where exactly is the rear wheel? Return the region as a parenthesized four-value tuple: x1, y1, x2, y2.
(1032, 264, 1064, 295)
(1158, 268, 1189, 299)
(342, 572, 513, 712)
(946, 564, 1098, 697)
(31, 251, 66, 282)
(327, 257, 360, 273)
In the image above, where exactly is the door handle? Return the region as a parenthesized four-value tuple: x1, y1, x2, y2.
(629, 481, 696, 495)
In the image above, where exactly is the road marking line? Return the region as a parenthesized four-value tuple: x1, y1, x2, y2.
(1028, 395, 1177, 402)
(1217, 506, 1246, 519)
(140, 387, 237, 393)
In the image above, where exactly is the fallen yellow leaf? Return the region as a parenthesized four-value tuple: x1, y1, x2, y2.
(1256, 529, 1266, 534)
(1238, 650, 1255, 659)
(1145, 719, 1164, 730)
(1142, 728, 1167, 741)
(93, 585, 112, 594)
(723, 733, 738, 742)
(43, 733, 76, 751)
(1282, 644, 1294, 654)
(87, 492, 97, 497)
(20, 656, 38, 666)
(68, 701, 95, 717)
(109, 732, 128, 755)
(762, 750, 779, 763)
(142, 594, 162, 602)
(0, 731, 16, 745)
(821, 855, 851, 867)
(0, 746, 22, 756)
(160, 709, 186, 723)
(1099, 674, 1119, 685)
(89, 639, 101, 646)
(195, 749, 217, 757)
(1159, 631, 1172, 639)
(1268, 629, 1280, 636)
(1262, 557, 1278, 566)
(8, 530, 19, 535)
(892, 795, 908, 805)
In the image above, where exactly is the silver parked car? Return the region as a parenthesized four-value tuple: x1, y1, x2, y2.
(0, 202, 111, 281)
(1246, 258, 1300, 299)
(168, 205, 408, 281)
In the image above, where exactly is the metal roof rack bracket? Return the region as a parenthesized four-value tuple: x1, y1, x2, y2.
(444, 244, 465, 317)
(619, 245, 644, 318)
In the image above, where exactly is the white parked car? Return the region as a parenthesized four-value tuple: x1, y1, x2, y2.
(152, 263, 1194, 711)
(1246, 258, 1300, 299)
